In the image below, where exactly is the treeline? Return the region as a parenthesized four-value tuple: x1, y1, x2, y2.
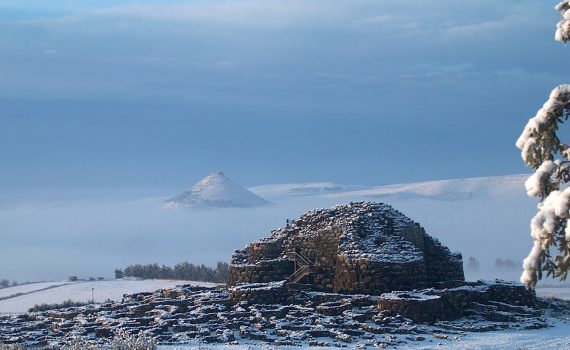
(115, 261, 229, 283)
(465, 257, 522, 272)
(0, 280, 18, 289)
(494, 258, 520, 271)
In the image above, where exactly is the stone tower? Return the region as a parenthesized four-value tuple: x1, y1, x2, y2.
(229, 202, 464, 295)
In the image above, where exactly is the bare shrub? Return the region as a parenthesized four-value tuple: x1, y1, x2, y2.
(60, 331, 157, 350)
(0, 345, 26, 350)
(109, 331, 157, 350)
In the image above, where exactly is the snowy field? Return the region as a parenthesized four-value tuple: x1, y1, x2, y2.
(0, 281, 71, 299)
(0, 279, 214, 314)
(536, 285, 570, 300)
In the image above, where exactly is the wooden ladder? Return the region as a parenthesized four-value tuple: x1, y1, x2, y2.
(287, 252, 313, 283)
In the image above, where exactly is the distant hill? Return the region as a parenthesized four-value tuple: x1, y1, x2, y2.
(329, 174, 529, 201)
(250, 174, 530, 201)
(249, 182, 355, 198)
(164, 171, 270, 209)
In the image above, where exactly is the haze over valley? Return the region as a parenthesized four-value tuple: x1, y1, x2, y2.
(0, 173, 536, 283)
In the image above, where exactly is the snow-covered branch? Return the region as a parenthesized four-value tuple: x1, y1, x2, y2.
(517, 85, 570, 288)
(521, 188, 570, 288)
(555, 0, 570, 42)
(517, 85, 570, 170)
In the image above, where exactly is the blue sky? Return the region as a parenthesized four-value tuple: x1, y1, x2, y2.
(0, 0, 566, 188)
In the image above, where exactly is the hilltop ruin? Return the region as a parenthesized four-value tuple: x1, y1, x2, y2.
(229, 202, 464, 294)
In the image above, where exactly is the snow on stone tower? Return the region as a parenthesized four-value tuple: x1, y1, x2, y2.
(229, 202, 464, 294)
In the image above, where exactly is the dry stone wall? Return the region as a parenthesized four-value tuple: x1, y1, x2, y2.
(228, 260, 291, 285)
(283, 227, 343, 289)
(378, 280, 538, 323)
(422, 235, 464, 283)
(333, 257, 428, 294)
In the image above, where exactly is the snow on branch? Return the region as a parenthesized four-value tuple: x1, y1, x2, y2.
(516, 85, 570, 170)
(517, 85, 570, 289)
(556, 0, 570, 42)
(521, 188, 570, 288)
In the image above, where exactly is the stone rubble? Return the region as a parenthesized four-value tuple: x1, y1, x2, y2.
(0, 281, 567, 348)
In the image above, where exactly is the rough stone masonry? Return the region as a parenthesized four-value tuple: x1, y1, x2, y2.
(229, 201, 465, 294)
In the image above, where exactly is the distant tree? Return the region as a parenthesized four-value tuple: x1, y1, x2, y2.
(119, 261, 229, 283)
(466, 257, 480, 271)
(495, 259, 505, 269)
(0, 279, 9, 288)
(114, 269, 124, 279)
(503, 259, 518, 271)
(515, 1, 570, 289)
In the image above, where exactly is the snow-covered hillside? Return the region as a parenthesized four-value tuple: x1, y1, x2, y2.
(164, 171, 270, 209)
(0, 279, 213, 314)
(333, 174, 528, 200)
(249, 182, 356, 198)
(250, 174, 529, 201)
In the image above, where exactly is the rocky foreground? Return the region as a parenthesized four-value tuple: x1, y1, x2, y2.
(1, 280, 569, 349)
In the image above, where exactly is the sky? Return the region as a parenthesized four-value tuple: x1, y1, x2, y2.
(0, 0, 567, 189)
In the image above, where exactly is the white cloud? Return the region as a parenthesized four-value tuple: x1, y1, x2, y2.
(30, 1, 346, 29)
(316, 72, 351, 79)
(442, 15, 527, 38)
(0, 0, 559, 104)
(399, 62, 476, 84)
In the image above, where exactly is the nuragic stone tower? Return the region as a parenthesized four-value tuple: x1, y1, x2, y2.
(229, 202, 464, 294)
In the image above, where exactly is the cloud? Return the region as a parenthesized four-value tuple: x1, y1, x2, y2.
(212, 61, 237, 70)
(399, 62, 476, 84)
(26, 1, 345, 29)
(443, 15, 529, 38)
(0, 0, 560, 110)
(316, 72, 351, 79)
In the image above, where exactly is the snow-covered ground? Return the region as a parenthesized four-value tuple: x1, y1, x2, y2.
(0, 279, 214, 314)
(158, 319, 570, 349)
(536, 285, 570, 300)
(0, 281, 71, 299)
